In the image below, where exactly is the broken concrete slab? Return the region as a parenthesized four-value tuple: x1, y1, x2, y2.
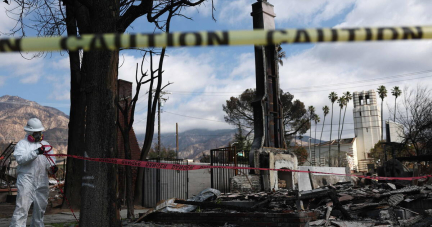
(309, 219, 326, 226)
(387, 183, 396, 190)
(298, 166, 350, 191)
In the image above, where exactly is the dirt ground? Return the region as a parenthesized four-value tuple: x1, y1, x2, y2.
(0, 202, 76, 219)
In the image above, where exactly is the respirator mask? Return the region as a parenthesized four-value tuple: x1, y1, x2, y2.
(28, 132, 43, 142)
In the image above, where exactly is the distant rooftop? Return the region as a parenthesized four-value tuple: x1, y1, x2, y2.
(316, 138, 355, 146)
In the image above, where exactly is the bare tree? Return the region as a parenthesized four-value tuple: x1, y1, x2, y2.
(2, 0, 212, 225)
(396, 86, 432, 156)
(116, 52, 161, 219)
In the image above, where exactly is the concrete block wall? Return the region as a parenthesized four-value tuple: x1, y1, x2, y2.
(187, 163, 212, 198)
(298, 166, 350, 191)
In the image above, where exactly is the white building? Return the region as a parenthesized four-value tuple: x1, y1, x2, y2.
(386, 120, 404, 143)
(316, 138, 357, 169)
(353, 90, 382, 171)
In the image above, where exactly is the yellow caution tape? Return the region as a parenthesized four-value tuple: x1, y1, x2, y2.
(1, 26, 431, 52)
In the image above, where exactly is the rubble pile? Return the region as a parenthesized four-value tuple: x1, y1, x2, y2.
(305, 182, 432, 226)
(47, 180, 64, 208)
(138, 181, 432, 226)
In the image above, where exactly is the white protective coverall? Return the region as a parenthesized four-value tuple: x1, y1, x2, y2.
(10, 136, 56, 227)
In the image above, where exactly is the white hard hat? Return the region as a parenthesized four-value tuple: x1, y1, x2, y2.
(24, 118, 45, 132)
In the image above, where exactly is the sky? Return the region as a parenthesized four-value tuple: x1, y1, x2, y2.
(1, 0, 432, 141)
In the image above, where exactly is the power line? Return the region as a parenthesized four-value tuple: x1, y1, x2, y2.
(290, 74, 432, 93)
(164, 111, 227, 123)
(167, 69, 432, 95)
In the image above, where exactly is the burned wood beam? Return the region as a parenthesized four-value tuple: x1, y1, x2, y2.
(308, 169, 315, 190)
(250, 199, 269, 209)
(381, 186, 422, 197)
(330, 221, 375, 227)
(399, 215, 423, 227)
(298, 188, 330, 200)
(328, 190, 352, 220)
(412, 216, 432, 227)
(174, 200, 266, 212)
(349, 203, 382, 211)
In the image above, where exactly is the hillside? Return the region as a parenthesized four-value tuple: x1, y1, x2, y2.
(0, 95, 69, 154)
(136, 128, 237, 159)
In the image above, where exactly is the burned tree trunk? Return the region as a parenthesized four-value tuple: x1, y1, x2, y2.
(78, 1, 120, 226)
(63, 0, 85, 209)
(79, 51, 120, 227)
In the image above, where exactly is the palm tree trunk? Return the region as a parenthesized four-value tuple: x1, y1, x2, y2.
(340, 106, 348, 142)
(309, 118, 312, 165)
(329, 104, 334, 167)
(381, 99, 384, 141)
(319, 116, 326, 166)
(381, 99, 386, 161)
(337, 108, 342, 166)
(339, 105, 348, 167)
(314, 122, 317, 166)
(394, 97, 397, 122)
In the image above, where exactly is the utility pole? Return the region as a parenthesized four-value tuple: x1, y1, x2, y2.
(176, 123, 179, 159)
(152, 83, 172, 158)
(158, 96, 161, 157)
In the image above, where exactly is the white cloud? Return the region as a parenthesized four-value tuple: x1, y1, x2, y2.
(218, 0, 355, 26)
(118, 49, 259, 134)
(338, 0, 432, 27)
(0, 2, 19, 35)
(51, 57, 70, 69)
(0, 53, 45, 84)
(183, 0, 218, 18)
(46, 74, 70, 101)
(230, 53, 254, 79)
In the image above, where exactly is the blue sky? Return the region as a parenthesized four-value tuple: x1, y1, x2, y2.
(1, 0, 432, 140)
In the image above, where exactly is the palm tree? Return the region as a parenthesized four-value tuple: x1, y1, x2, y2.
(277, 46, 286, 66)
(328, 92, 338, 167)
(391, 86, 402, 122)
(339, 91, 352, 142)
(308, 106, 315, 164)
(313, 114, 320, 166)
(319, 106, 329, 166)
(336, 96, 346, 166)
(377, 85, 387, 141)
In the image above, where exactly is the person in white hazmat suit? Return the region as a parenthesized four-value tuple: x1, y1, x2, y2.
(10, 118, 58, 227)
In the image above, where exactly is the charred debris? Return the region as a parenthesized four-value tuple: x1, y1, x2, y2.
(137, 179, 432, 227)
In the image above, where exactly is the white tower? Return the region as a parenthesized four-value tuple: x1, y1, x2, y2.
(353, 90, 381, 171)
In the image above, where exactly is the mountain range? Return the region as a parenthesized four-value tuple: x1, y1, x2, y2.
(0, 95, 236, 158)
(136, 128, 236, 159)
(0, 95, 327, 159)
